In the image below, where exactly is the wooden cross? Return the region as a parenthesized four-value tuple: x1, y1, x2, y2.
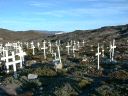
(41, 40, 47, 59)
(111, 39, 116, 61)
(82, 40, 85, 46)
(66, 42, 71, 55)
(37, 42, 40, 50)
(101, 45, 105, 57)
(16, 46, 27, 68)
(48, 41, 52, 53)
(95, 43, 101, 70)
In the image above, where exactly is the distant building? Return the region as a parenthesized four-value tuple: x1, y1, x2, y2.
(55, 32, 65, 35)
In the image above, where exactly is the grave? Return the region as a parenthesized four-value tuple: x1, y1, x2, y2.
(53, 45, 62, 71)
(48, 41, 52, 53)
(15, 46, 27, 68)
(109, 39, 116, 61)
(95, 43, 101, 70)
(41, 40, 48, 59)
(101, 45, 105, 57)
(72, 45, 76, 57)
(66, 42, 71, 55)
(0, 46, 26, 73)
(37, 42, 40, 50)
(82, 40, 85, 46)
(30, 41, 35, 55)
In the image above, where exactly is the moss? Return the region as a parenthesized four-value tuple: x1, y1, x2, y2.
(94, 85, 121, 96)
(109, 70, 128, 80)
(33, 67, 57, 77)
(3, 76, 21, 85)
(54, 83, 78, 96)
(78, 79, 91, 89)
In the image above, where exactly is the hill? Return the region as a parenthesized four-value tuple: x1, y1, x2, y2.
(48, 24, 128, 44)
(0, 29, 52, 42)
(0, 24, 128, 43)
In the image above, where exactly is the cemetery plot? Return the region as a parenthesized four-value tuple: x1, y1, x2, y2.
(0, 39, 127, 96)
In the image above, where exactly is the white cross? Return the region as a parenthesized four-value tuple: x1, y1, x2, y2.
(12, 51, 16, 72)
(17, 41, 23, 48)
(109, 39, 116, 61)
(91, 45, 94, 51)
(13, 43, 18, 48)
(72, 45, 76, 57)
(13, 43, 19, 53)
(57, 45, 62, 64)
(101, 45, 105, 57)
(77, 41, 80, 49)
(1, 50, 19, 73)
(25, 42, 29, 49)
(53, 52, 57, 60)
(0, 44, 3, 54)
(5, 42, 12, 50)
(95, 43, 101, 70)
(55, 41, 58, 46)
(53, 45, 62, 71)
(73, 41, 76, 46)
(111, 39, 116, 61)
(82, 40, 85, 46)
(70, 40, 73, 46)
(109, 42, 112, 60)
(2, 47, 6, 57)
(16, 46, 27, 68)
(37, 42, 40, 50)
(51, 50, 54, 57)
(55, 40, 61, 46)
(31, 41, 34, 45)
(58, 40, 61, 46)
(41, 40, 47, 59)
(48, 41, 52, 53)
(1, 49, 9, 62)
(66, 42, 71, 55)
(31, 42, 35, 55)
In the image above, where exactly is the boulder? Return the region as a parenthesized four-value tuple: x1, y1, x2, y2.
(28, 74, 38, 80)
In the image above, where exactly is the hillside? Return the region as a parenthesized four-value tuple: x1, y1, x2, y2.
(0, 24, 128, 96)
(0, 29, 51, 42)
(0, 24, 128, 43)
(48, 24, 128, 44)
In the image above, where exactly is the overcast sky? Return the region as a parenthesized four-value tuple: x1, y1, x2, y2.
(0, 0, 128, 32)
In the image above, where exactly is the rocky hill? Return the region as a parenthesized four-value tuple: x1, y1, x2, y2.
(48, 24, 128, 44)
(0, 24, 128, 43)
(0, 29, 52, 42)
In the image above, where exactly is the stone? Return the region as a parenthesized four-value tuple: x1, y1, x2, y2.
(28, 74, 38, 80)
(26, 60, 37, 66)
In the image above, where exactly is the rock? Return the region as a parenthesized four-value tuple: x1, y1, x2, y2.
(26, 60, 37, 66)
(53, 60, 63, 71)
(28, 74, 38, 80)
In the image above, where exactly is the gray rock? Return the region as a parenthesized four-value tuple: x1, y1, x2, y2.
(28, 74, 38, 80)
(26, 60, 37, 66)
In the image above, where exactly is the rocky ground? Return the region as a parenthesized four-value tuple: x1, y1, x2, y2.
(0, 43, 128, 96)
(0, 24, 128, 96)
